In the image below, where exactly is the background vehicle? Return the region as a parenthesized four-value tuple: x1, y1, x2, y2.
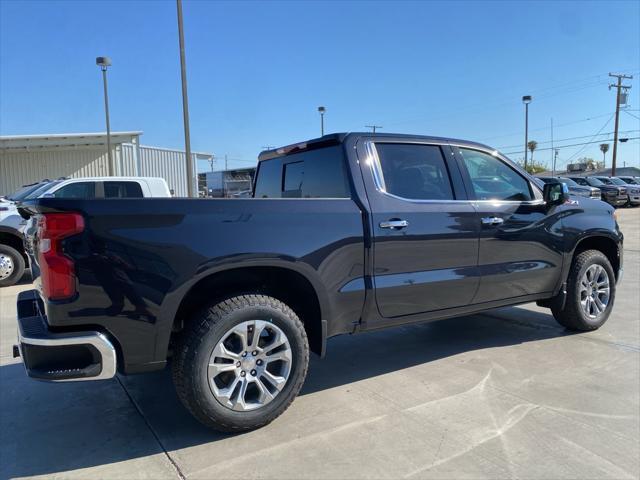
(16, 133, 623, 432)
(536, 176, 600, 199)
(0, 177, 171, 287)
(567, 176, 627, 207)
(617, 176, 640, 185)
(594, 176, 640, 206)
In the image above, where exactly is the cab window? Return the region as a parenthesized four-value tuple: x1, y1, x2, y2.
(374, 143, 454, 200)
(53, 182, 96, 199)
(459, 148, 532, 201)
(104, 181, 144, 198)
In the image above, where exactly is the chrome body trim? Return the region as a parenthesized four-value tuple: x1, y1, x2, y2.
(363, 140, 546, 206)
(18, 328, 117, 382)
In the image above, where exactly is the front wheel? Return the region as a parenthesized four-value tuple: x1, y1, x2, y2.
(172, 295, 309, 432)
(552, 250, 616, 331)
(0, 244, 25, 287)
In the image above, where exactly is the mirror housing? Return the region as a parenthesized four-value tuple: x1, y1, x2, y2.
(543, 181, 569, 206)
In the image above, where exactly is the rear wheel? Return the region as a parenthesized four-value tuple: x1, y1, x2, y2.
(172, 294, 309, 432)
(552, 250, 616, 331)
(0, 244, 25, 287)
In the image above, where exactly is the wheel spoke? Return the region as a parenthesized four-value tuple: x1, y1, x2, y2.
(232, 377, 250, 411)
(261, 370, 287, 391)
(255, 378, 275, 403)
(207, 319, 293, 412)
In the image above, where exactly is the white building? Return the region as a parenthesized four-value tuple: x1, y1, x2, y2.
(0, 131, 212, 196)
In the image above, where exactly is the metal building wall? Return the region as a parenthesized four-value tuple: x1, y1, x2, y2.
(1, 143, 202, 197)
(0, 147, 114, 195)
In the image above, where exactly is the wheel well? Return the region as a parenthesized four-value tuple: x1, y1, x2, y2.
(573, 236, 620, 279)
(172, 266, 324, 356)
(0, 232, 27, 262)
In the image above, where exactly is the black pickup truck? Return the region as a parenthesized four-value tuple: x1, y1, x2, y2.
(16, 133, 623, 432)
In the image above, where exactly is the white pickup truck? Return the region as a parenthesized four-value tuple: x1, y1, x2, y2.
(0, 176, 171, 287)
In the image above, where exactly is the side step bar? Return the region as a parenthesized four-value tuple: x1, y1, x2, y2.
(15, 290, 117, 382)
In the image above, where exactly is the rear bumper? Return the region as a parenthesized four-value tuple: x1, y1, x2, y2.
(15, 290, 117, 382)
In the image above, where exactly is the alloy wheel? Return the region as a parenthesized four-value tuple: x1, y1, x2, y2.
(579, 264, 610, 318)
(207, 320, 293, 411)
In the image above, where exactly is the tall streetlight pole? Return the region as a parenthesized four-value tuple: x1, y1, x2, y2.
(522, 95, 532, 171)
(96, 56, 113, 176)
(177, 0, 194, 197)
(608, 73, 633, 176)
(318, 106, 326, 136)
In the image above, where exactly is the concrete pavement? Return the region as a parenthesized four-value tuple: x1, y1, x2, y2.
(1, 208, 638, 479)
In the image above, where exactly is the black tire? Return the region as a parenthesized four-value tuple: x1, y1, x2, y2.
(172, 294, 309, 432)
(0, 244, 25, 287)
(552, 249, 616, 331)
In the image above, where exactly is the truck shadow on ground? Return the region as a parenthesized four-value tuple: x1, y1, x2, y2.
(1, 306, 572, 479)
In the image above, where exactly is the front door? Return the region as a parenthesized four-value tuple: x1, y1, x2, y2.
(358, 139, 480, 318)
(453, 146, 564, 303)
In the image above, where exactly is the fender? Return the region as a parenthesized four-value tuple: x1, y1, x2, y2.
(152, 255, 333, 365)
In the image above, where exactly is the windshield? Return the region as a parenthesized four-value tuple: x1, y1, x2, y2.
(594, 177, 615, 185)
(587, 177, 605, 186)
(6, 182, 45, 201)
(24, 180, 61, 199)
(607, 177, 627, 186)
(558, 177, 579, 187)
(620, 177, 639, 185)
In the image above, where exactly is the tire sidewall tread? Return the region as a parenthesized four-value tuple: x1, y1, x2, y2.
(172, 294, 309, 432)
(0, 244, 25, 287)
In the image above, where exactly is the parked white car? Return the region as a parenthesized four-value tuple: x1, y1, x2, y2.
(0, 177, 171, 287)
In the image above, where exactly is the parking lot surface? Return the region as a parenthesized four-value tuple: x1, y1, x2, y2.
(1, 208, 638, 480)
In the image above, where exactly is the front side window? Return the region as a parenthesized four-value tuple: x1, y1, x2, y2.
(374, 143, 454, 200)
(104, 181, 144, 198)
(53, 182, 96, 199)
(459, 148, 532, 201)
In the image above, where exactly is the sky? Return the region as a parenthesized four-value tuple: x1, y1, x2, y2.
(1, 0, 639, 173)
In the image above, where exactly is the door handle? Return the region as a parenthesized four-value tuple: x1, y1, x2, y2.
(481, 216, 504, 226)
(380, 219, 409, 229)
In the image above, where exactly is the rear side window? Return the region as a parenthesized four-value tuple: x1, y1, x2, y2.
(104, 181, 144, 198)
(254, 145, 349, 198)
(459, 148, 532, 201)
(53, 182, 96, 199)
(374, 143, 454, 200)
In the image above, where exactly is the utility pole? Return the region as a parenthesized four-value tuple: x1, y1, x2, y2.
(608, 73, 633, 176)
(550, 118, 554, 176)
(177, 0, 194, 197)
(554, 149, 559, 175)
(209, 155, 215, 172)
(365, 125, 383, 134)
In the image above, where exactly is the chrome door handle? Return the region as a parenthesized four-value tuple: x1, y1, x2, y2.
(481, 216, 504, 226)
(380, 219, 409, 229)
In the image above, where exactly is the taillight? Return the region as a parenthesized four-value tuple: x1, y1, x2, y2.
(37, 213, 84, 301)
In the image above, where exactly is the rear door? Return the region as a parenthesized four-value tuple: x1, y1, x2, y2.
(453, 146, 563, 302)
(357, 138, 480, 318)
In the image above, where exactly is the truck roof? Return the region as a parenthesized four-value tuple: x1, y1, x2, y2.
(258, 132, 496, 161)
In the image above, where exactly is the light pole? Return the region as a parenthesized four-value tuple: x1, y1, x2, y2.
(318, 106, 326, 136)
(96, 56, 113, 176)
(522, 95, 532, 171)
(177, 0, 194, 197)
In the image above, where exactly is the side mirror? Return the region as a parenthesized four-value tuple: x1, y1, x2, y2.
(543, 181, 569, 206)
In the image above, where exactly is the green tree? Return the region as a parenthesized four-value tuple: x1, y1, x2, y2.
(599, 143, 610, 167)
(527, 140, 538, 162)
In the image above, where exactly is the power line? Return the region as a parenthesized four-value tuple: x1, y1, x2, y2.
(502, 135, 639, 157)
(495, 129, 639, 150)
(624, 110, 640, 121)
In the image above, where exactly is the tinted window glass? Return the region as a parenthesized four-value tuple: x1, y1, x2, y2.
(558, 177, 578, 187)
(24, 181, 62, 199)
(283, 161, 304, 197)
(536, 177, 554, 184)
(570, 177, 588, 186)
(459, 148, 532, 201)
(586, 177, 605, 186)
(375, 143, 454, 200)
(254, 145, 349, 198)
(53, 182, 96, 199)
(104, 181, 144, 198)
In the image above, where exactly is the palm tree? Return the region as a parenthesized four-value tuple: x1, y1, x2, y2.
(599, 143, 610, 168)
(527, 141, 538, 162)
